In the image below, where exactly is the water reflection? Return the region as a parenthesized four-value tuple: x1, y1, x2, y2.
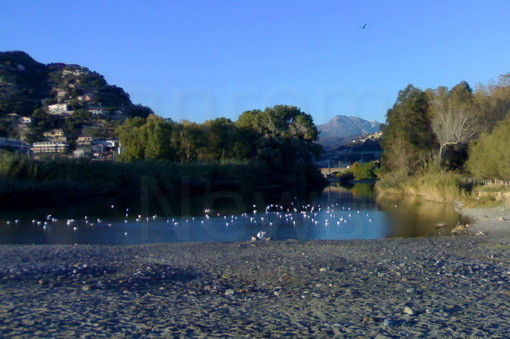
(0, 184, 468, 244)
(377, 194, 469, 238)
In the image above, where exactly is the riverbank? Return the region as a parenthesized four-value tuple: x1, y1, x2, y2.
(0, 217, 509, 337)
(0, 153, 328, 208)
(458, 204, 510, 234)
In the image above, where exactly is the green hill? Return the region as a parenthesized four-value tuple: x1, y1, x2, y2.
(0, 50, 152, 141)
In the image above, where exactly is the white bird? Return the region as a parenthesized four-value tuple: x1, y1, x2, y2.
(256, 231, 267, 240)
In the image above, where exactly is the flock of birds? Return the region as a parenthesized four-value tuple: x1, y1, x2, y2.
(1, 201, 375, 242)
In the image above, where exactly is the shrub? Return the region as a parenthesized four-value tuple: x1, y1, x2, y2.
(467, 116, 510, 180)
(352, 161, 379, 180)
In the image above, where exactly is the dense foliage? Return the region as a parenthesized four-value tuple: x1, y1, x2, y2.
(467, 115, 510, 180)
(380, 75, 510, 181)
(380, 85, 436, 175)
(0, 151, 276, 206)
(115, 105, 325, 190)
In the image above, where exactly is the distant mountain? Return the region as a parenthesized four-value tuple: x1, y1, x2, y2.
(318, 115, 381, 150)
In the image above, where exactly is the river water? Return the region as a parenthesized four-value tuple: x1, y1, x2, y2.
(0, 184, 468, 245)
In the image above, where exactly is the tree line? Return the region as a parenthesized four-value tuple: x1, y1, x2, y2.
(115, 105, 325, 188)
(380, 74, 510, 180)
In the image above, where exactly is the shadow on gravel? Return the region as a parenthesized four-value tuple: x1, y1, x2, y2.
(0, 264, 117, 284)
(0, 263, 200, 293)
(103, 264, 201, 292)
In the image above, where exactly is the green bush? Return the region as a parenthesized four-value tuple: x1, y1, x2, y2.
(467, 116, 510, 180)
(352, 161, 379, 180)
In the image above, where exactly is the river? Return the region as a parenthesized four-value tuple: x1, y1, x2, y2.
(0, 184, 468, 245)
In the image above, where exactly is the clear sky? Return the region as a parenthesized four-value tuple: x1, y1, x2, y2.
(1, 1, 509, 124)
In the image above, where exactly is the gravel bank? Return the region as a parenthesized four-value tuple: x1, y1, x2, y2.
(1, 216, 510, 337)
(459, 205, 510, 234)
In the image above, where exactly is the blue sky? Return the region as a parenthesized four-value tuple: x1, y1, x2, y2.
(1, 1, 509, 124)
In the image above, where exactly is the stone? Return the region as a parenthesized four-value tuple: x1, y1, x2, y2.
(224, 289, 235, 296)
(403, 306, 414, 315)
(382, 318, 394, 328)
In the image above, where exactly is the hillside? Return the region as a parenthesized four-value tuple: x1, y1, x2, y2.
(0, 51, 134, 115)
(317, 115, 380, 150)
(0, 51, 154, 142)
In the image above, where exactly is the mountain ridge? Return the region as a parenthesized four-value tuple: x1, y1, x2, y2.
(317, 115, 381, 150)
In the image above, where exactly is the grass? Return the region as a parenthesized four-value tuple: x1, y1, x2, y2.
(477, 184, 510, 193)
(376, 165, 510, 208)
(376, 170, 468, 203)
(0, 152, 327, 207)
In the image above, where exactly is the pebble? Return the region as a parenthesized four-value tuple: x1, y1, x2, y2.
(403, 306, 414, 315)
(0, 235, 508, 337)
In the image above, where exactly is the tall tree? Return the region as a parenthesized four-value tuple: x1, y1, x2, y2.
(141, 114, 175, 160)
(115, 117, 146, 160)
(474, 74, 510, 133)
(380, 85, 437, 175)
(430, 82, 481, 167)
(467, 115, 510, 180)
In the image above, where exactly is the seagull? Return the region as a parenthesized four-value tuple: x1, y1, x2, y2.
(360, 23, 367, 29)
(256, 231, 267, 240)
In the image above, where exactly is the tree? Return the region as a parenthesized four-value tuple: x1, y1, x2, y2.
(430, 82, 481, 168)
(141, 115, 175, 160)
(201, 118, 238, 161)
(115, 115, 176, 161)
(474, 74, 510, 133)
(115, 117, 147, 160)
(467, 115, 510, 180)
(177, 121, 204, 162)
(124, 104, 153, 119)
(236, 105, 320, 168)
(380, 85, 437, 175)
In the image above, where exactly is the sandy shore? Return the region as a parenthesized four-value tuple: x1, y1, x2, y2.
(0, 207, 509, 337)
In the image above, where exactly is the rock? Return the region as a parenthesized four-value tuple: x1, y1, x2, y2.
(319, 267, 327, 272)
(224, 289, 235, 296)
(81, 285, 91, 291)
(382, 318, 394, 328)
(403, 306, 414, 315)
(435, 222, 448, 229)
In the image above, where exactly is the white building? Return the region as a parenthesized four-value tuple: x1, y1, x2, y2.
(47, 103, 69, 115)
(31, 141, 70, 153)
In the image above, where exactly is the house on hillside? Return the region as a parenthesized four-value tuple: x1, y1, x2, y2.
(47, 103, 70, 115)
(19, 116, 32, 124)
(88, 108, 106, 117)
(43, 129, 67, 142)
(92, 139, 120, 160)
(76, 136, 93, 146)
(31, 141, 70, 154)
(77, 93, 95, 102)
(0, 138, 31, 154)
